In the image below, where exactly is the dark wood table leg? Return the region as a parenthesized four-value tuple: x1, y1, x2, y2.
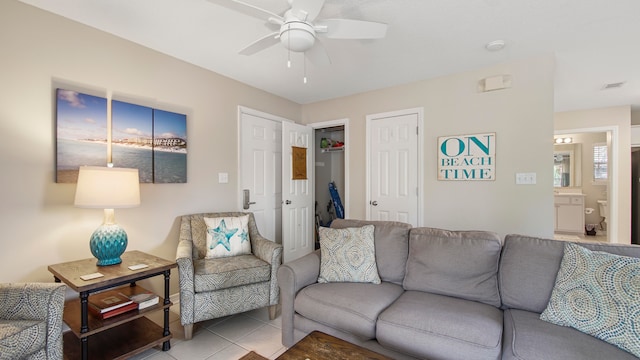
(162, 270, 171, 351)
(80, 291, 89, 360)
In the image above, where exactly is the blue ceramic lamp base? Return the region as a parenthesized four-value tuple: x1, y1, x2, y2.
(90, 224, 128, 266)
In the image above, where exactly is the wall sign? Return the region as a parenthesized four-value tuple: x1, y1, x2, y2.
(292, 146, 307, 180)
(438, 132, 495, 181)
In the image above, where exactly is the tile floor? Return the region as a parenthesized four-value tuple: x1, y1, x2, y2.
(553, 232, 608, 243)
(129, 305, 287, 360)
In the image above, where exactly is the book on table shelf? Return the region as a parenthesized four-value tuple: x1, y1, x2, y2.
(88, 291, 134, 314)
(89, 301, 138, 320)
(121, 289, 160, 310)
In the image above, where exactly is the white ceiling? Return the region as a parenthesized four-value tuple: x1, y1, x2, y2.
(18, 0, 640, 110)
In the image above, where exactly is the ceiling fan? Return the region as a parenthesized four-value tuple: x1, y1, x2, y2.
(208, 0, 388, 66)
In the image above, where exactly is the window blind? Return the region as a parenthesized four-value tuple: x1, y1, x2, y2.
(593, 143, 608, 181)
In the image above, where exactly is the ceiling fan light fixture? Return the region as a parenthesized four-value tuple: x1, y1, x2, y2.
(280, 22, 316, 52)
(223, 0, 387, 76)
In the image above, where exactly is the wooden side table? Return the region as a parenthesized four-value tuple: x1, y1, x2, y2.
(48, 250, 177, 360)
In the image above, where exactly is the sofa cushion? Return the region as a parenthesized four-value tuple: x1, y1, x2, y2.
(403, 227, 502, 307)
(318, 225, 380, 284)
(500, 235, 567, 313)
(294, 282, 404, 340)
(503, 309, 638, 360)
(0, 319, 46, 359)
(377, 291, 502, 360)
(193, 254, 270, 292)
(330, 219, 411, 285)
(204, 215, 252, 258)
(540, 243, 640, 357)
(500, 235, 640, 313)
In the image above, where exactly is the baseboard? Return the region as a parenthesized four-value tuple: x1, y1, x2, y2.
(170, 292, 180, 306)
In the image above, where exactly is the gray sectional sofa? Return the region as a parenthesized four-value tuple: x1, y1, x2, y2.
(277, 219, 640, 360)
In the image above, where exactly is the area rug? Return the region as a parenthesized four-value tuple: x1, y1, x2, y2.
(238, 351, 268, 360)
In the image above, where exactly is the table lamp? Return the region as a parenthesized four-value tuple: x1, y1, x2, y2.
(74, 166, 140, 266)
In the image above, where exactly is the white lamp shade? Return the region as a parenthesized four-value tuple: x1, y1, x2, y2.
(74, 166, 140, 208)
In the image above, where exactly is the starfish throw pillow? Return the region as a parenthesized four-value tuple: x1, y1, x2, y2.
(204, 215, 251, 259)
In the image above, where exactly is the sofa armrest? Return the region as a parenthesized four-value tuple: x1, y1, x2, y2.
(278, 250, 321, 293)
(251, 234, 283, 305)
(176, 239, 195, 325)
(251, 234, 283, 265)
(0, 283, 64, 320)
(277, 250, 321, 347)
(0, 283, 66, 359)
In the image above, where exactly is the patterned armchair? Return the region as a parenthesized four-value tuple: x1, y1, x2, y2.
(0, 283, 66, 360)
(176, 212, 282, 339)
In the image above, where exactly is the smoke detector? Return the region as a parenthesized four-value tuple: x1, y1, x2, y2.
(485, 40, 506, 51)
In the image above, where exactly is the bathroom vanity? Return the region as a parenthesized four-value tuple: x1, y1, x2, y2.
(554, 194, 586, 234)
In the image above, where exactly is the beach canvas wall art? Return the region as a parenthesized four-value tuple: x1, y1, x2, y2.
(55, 88, 186, 183)
(56, 89, 108, 183)
(111, 100, 154, 183)
(153, 109, 187, 183)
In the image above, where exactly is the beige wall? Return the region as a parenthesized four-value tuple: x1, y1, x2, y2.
(555, 106, 632, 244)
(0, 2, 301, 292)
(302, 56, 556, 238)
(2, 1, 573, 288)
(632, 108, 640, 126)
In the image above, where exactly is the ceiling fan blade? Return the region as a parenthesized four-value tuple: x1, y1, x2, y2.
(315, 19, 387, 39)
(238, 32, 280, 55)
(306, 40, 331, 67)
(207, 0, 284, 24)
(290, 0, 326, 21)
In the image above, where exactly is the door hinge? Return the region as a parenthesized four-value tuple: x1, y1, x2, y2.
(416, 126, 419, 135)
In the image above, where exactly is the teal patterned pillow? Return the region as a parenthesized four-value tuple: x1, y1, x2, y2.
(540, 243, 640, 357)
(318, 225, 381, 284)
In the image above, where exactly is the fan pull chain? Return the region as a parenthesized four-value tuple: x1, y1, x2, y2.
(287, 24, 292, 68)
(303, 54, 308, 84)
(287, 24, 291, 69)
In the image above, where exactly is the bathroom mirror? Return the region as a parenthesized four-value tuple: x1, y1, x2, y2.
(553, 143, 582, 187)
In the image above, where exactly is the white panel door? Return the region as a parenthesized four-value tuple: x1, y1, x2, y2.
(368, 112, 419, 226)
(282, 121, 314, 262)
(240, 111, 282, 242)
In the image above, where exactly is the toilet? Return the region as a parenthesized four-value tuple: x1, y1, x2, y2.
(597, 200, 608, 230)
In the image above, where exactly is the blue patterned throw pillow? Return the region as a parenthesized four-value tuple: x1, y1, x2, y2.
(540, 243, 640, 357)
(204, 215, 251, 259)
(318, 225, 381, 284)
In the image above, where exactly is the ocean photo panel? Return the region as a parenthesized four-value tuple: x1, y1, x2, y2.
(56, 89, 108, 183)
(153, 109, 187, 183)
(111, 100, 154, 183)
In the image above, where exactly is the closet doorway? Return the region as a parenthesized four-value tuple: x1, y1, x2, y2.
(311, 119, 349, 239)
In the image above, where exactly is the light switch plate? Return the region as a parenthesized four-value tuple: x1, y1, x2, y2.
(515, 172, 536, 185)
(218, 172, 228, 183)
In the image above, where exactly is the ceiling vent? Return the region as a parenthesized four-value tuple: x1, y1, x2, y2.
(602, 82, 625, 90)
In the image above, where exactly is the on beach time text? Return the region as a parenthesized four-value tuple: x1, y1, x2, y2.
(437, 133, 495, 181)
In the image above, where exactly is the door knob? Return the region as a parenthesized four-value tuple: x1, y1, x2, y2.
(285, 200, 292, 205)
(370, 200, 378, 206)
